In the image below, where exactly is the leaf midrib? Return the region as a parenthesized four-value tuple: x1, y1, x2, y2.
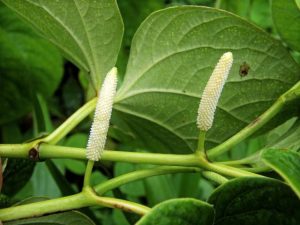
(25, 0, 94, 74)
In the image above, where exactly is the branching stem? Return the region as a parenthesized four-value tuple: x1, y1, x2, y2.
(0, 187, 150, 222)
(208, 81, 300, 158)
(42, 98, 97, 144)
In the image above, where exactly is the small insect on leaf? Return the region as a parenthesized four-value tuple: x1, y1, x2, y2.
(239, 62, 250, 77)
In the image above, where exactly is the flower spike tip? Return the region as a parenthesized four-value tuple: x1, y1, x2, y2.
(197, 52, 233, 131)
(86, 67, 118, 161)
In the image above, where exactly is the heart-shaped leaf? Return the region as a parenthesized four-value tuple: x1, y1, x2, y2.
(2, 0, 124, 89)
(272, 0, 300, 51)
(262, 148, 300, 198)
(114, 6, 300, 153)
(137, 198, 214, 225)
(208, 177, 300, 225)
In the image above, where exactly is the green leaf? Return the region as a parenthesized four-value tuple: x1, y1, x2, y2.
(114, 163, 145, 197)
(64, 133, 88, 148)
(226, 117, 299, 165)
(265, 119, 300, 151)
(116, 0, 165, 77)
(239, 118, 300, 166)
(33, 93, 53, 136)
(2, 0, 124, 89)
(296, 0, 300, 10)
(217, 0, 272, 30)
(62, 133, 88, 175)
(208, 177, 300, 225)
(272, 0, 300, 51)
(262, 149, 300, 198)
(5, 211, 96, 225)
(2, 159, 35, 197)
(45, 160, 76, 196)
(1, 122, 22, 143)
(114, 6, 300, 153)
(62, 75, 84, 116)
(30, 162, 61, 198)
(217, 0, 250, 18)
(0, 3, 63, 125)
(249, 0, 272, 30)
(141, 166, 177, 206)
(137, 198, 214, 225)
(0, 193, 11, 209)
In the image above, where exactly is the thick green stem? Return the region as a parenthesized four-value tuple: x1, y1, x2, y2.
(83, 160, 95, 187)
(38, 144, 199, 166)
(0, 142, 36, 158)
(84, 187, 150, 215)
(95, 166, 201, 195)
(208, 81, 300, 159)
(0, 187, 150, 222)
(204, 162, 263, 178)
(196, 130, 206, 154)
(0, 193, 89, 221)
(0, 143, 266, 178)
(92, 196, 150, 215)
(202, 171, 228, 184)
(42, 98, 97, 144)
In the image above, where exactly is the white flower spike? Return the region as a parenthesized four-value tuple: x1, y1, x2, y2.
(197, 52, 233, 131)
(86, 67, 118, 161)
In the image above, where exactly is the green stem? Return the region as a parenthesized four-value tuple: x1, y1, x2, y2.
(0, 142, 36, 158)
(92, 196, 150, 215)
(204, 162, 263, 178)
(84, 187, 150, 215)
(202, 171, 228, 184)
(0, 187, 150, 222)
(95, 166, 201, 195)
(83, 160, 94, 187)
(42, 98, 97, 144)
(38, 144, 199, 166)
(207, 81, 300, 159)
(0, 193, 89, 221)
(196, 130, 206, 154)
(0, 143, 267, 179)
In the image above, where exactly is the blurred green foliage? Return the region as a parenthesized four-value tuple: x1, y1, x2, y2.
(0, 0, 299, 224)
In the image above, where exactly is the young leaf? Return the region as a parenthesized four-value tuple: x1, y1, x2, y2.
(114, 6, 300, 153)
(208, 177, 300, 225)
(4, 211, 95, 225)
(136, 198, 214, 225)
(262, 148, 300, 198)
(2, 0, 124, 89)
(272, 0, 300, 51)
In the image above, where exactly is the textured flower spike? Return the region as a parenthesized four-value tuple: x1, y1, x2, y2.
(197, 52, 233, 131)
(86, 67, 118, 161)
